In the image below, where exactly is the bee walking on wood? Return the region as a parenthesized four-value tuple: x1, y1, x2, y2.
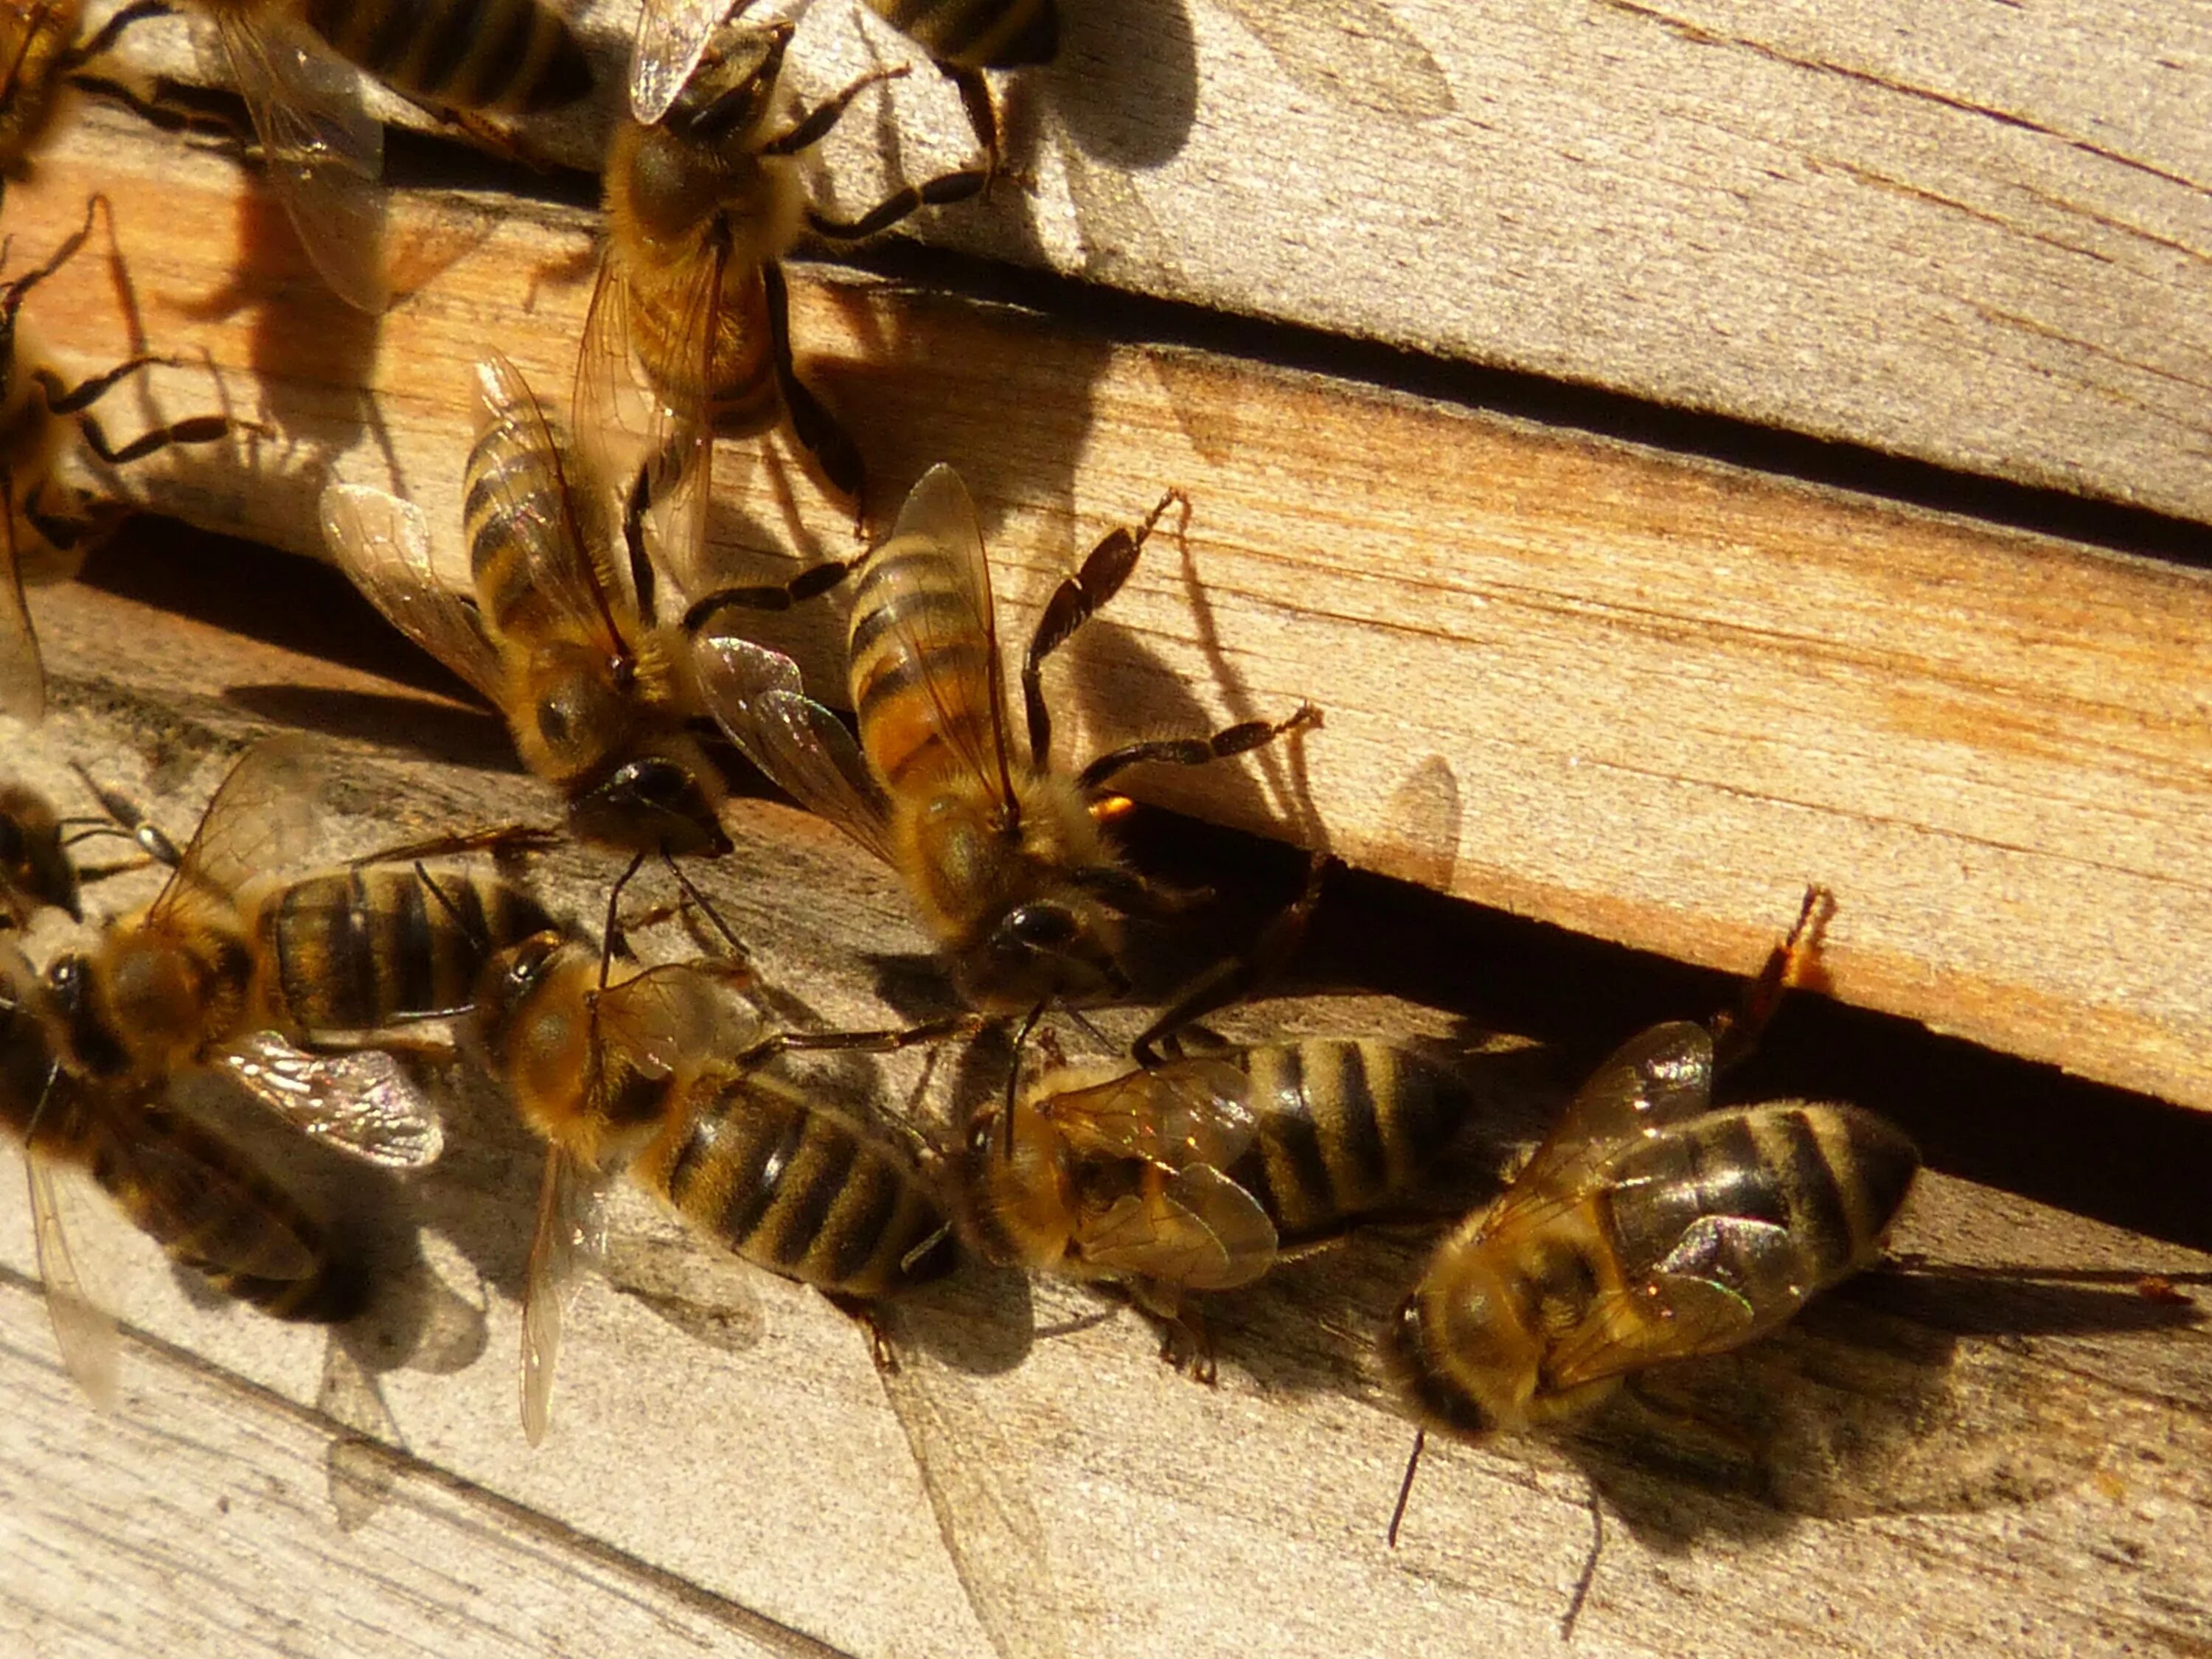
(0, 941, 368, 1406)
(470, 926, 964, 1441)
(2, 197, 244, 722)
(0, 0, 174, 189)
(697, 463, 1318, 1032)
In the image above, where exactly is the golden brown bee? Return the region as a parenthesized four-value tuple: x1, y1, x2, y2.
(964, 1037, 1473, 1358)
(0, 940, 366, 1405)
(698, 463, 1317, 1020)
(43, 737, 552, 1165)
(470, 929, 960, 1441)
(0, 780, 79, 925)
(0, 0, 173, 186)
(2, 198, 242, 721)
(581, 14, 986, 563)
(179, 0, 591, 310)
(324, 355, 765, 858)
(1384, 1019, 1919, 1444)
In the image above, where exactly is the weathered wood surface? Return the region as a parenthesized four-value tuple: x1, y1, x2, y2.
(85, 0, 2212, 523)
(1, 576, 2211, 1659)
(8, 106, 2212, 1116)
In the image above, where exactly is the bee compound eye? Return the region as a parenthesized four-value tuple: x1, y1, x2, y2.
(1006, 905, 1078, 951)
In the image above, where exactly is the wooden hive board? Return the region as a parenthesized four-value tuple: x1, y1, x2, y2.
(0, 578, 2208, 1659)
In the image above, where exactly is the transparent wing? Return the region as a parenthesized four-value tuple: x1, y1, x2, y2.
(863, 465, 1017, 809)
(148, 736, 324, 924)
(215, 1032, 445, 1169)
(591, 961, 727, 1082)
(629, 0, 743, 124)
(211, 10, 389, 313)
(1542, 1223, 1783, 1393)
(695, 635, 897, 861)
(571, 244, 717, 605)
(1081, 1164, 1278, 1293)
(0, 505, 46, 721)
(27, 1152, 119, 1408)
(1037, 1058, 1256, 1169)
(475, 354, 639, 654)
(319, 482, 503, 702)
(521, 1143, 608, 1446)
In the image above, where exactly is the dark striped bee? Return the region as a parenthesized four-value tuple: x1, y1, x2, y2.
(0, 939, 366, 1405)
(629, 0, 1053, 173)
(181, 0, 591, 310)
(469, 929, 961, 1441)
(0, 780, 80, 926)
(3, 198, 242, 722)
(963, 1037, 1471, 1367)
(44, 737, 552, 1166)
(581, 12, 986, 567)
(1384, 1018, 1919, 1444)
(698, 463, 1317, 1023)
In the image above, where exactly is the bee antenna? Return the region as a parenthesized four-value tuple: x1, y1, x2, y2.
(1002, 1000, 1047, 1164)
(1065, 1008, 1113, 1054)
(413, 861, 490, 954)
(1385, 1427, 1426, 1548)
(600, 850, 647, 991)
(1559, 1485, 1606, 1643)
(658, 849, 751, 969)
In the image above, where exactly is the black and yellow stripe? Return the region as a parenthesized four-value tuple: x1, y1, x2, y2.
(847, 532, 1001, 793)
(463, 412, 587, 641)
(640, 1071, 955, 1299)
(867, 0, 1057, 69)
(303, 0, 591, 113)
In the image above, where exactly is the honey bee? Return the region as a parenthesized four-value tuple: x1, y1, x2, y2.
(697, 463, 1318, 1020)
(964, 1036, 1474, 1367)
(0, 0, 172, 187)
(1384, 1018, 1920, 1444)
(581, 13, 987, 565)
(3, 198, 243, 721)
(179, 0, 591, 310)
(470, 928, 963, 1441)
(43, 737, 553, 1166)
(0, 940, 366, 1405)
(0, 780, 79, 925)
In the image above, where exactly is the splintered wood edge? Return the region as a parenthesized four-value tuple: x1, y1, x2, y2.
(8, 106, 2212, 1115)
(0, 582, 2209, 1659)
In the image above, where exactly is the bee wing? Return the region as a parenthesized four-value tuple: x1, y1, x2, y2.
(589, 962, 726, 1082)
(320, 481, 504, 704)
(474, 353, 640, 653)
(1082, 1165, 1278, 1293)
(215, 1032, 445, 1169)
(208, 10, 390, 313)
(26, 1150, 119, 1408)
(865, 465, 1020, 812)
(1040, 1059, 1256, 1169)
(148, 736, 325, 925)
(571, 243, 716, 607)
(628, 0, 745, 124)
(521, 1142, 608, 1446)
(695, 635, 898, 862)
(0, 508, 45, 721)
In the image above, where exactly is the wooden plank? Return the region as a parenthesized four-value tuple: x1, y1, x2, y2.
(82, 0, 2212, 522)
(9, 107, 2212, 1113)
(1, 577, 2210, 1659)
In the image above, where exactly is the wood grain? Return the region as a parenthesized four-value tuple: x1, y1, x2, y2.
(8, 105, 2212, 1115)
(0, 579, 2209, 1659)
(84, 0, 2212, 523)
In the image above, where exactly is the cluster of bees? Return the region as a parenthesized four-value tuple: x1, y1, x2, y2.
(0, 0, 1922, 1541)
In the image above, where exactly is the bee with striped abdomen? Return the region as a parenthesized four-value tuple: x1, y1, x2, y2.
(964, 1036, 1472, 1370)
(582, 13, 987, 567)
(43, 737, 552, 1166)
(470, 928, 961, 1441)
(1383, 1018, 1919, 1444)
(0, 941, 367, 1405)
(698, 463, 1317, 1022)
(3, 199, 244, 722)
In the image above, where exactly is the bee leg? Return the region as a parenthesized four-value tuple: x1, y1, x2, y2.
(347, 824, 562, 869)
(69, 405, 240, 470)
(940, 64, 1011, 188)
(1021, 488, 1188, 768)
(1, 192, 102, 313)
(759, 62, 911, 159)
(675, 549, 853, 635)
(17, 484, 114, 570)
(804, 167, 990, 244)
(1131, 852, 1334, 1065)
(760, 261, 865, 507)
(1075, 701, 1322, 797)
(727, 1012, 990, 1075)
(62, 0, 171, 68)
(1709, 883, 1834, 1073)
(823, 1291, 899, 1371)
(1134, 1284, 1215, 1385)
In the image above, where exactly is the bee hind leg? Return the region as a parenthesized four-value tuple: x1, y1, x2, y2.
(1131, 851, 1334, 1065)
(823, 1291, 900, 1371)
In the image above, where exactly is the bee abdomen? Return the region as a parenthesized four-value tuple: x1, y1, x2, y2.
(849, 539, 999, 789)
(303, 0, 591, 112)
(870, 0, 1057, 68)
(464, 428, 580, 635)
(1230, 1040, 1472, 1241)
(649, 1076, 953, 1298)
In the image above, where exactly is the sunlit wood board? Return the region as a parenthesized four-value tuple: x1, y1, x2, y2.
(78, 0, 2212, 522)
(0, 578, 2208, 1659)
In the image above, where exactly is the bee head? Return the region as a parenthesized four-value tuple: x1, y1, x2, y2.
(470, 930, 573, 1068)
(0, 793, 77, 923)
(1382, 1293, 1500, 1441)
(953, 896, 1127, 1013)
(571, 755, 731, 858)
(670, 18, 792, 146)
